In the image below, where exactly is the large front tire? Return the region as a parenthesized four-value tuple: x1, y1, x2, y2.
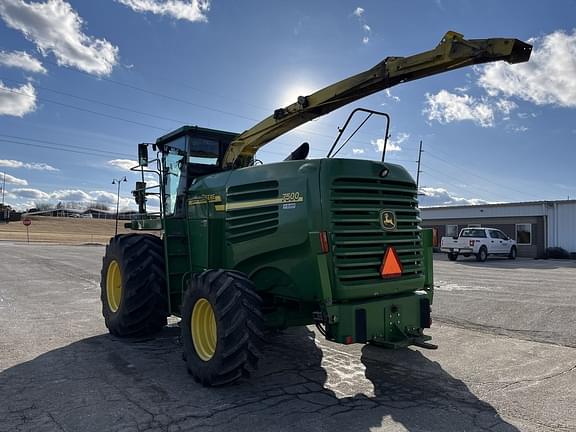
(182, 269, 264, 387)
(508, 246, 517, 260)
(101, 234, 167, 337)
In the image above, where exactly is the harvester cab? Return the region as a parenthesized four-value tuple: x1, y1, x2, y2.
(101, 31, 532, 386)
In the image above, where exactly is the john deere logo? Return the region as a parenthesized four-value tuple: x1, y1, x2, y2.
(380, 210, 397, 231)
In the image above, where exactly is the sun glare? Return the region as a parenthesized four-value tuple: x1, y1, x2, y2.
(279, 84, 316, 107)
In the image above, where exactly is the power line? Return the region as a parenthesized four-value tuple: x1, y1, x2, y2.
(1, 75, 190, 126)
(41, 59, 391, 151)
(0, 136, 133, 159)
(0, 86, 169, 132)
(0, 133, 133, 157)
(42, 59, 258, 123)
(423, 151, 541, 200)
(420, 163, 518, 202)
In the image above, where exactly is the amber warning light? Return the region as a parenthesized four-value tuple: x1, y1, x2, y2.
(380, 247, 403, 278)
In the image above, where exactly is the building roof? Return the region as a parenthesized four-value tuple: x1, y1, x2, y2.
(421, 199, 576, 211)
(421, 199, 576, 221)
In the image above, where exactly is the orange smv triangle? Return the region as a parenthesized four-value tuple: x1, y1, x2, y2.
(380, 247, 403, 279)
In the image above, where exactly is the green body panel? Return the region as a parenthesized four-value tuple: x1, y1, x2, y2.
(161, 155, 434, 345)
(325, 291, 430, 345)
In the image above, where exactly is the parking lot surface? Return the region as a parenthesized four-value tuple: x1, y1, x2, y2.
(433, 254, 576, 347)
(1, 243, 575, 431)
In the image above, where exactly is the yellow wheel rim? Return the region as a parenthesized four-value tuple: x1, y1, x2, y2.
(106, 260, 122, 312)
(191, 298, 217, 361)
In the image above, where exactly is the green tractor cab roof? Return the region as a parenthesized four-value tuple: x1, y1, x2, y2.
(155, 125, 239, 149)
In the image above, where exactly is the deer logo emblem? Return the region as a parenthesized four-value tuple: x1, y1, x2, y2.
(380, 210, 397, 231)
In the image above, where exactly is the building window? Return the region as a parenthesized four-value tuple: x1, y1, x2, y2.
(468, 223, 481, 228)
(516, 223, 532, 245)
(446, 224, 458, 237)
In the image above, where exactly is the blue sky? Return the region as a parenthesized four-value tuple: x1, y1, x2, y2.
(0, 0, 575, 210)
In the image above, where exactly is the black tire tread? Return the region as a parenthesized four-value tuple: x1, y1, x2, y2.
(182, 269, 264, 387)
(476, 246, 488, 262)
(100, 234, 167, 337)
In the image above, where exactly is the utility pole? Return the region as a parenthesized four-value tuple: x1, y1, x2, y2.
(1, 172, 5, 223)
(416, 140, 423, 190)
(112, 176, 127, 236)
(1, 171, 5, 207)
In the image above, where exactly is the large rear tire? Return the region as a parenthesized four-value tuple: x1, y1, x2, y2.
(476, 246, 488, 262)
(181, 269, 264, 386)
(101, 234, 167, 337)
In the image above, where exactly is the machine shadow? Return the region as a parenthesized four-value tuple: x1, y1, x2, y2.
(0, 326, 519, 431)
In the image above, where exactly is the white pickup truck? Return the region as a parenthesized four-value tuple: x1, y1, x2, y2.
(440, 227, 517, 262)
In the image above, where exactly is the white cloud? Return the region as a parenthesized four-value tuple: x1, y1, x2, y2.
(352, 148, 364, 154)
(517, 112, 537, 119)
(116, 0, 210, 22)
(10, 187, 48, 199)
(419, 187, 488, 207)
(2, 173, 28, 186)
(0, 50, 46, 73)
(0, 0, 119, 76)
(383, 89, 400, 103)
(0, 159, 58, 171)
(0, 81, 37, 117)
(371, 132, 409, 152)
(496, 99, 517, 115)
(51, 189, 92, 202)
(352, 6, 370, 44)
(424, 90, 496, 127)
(477, 30, 576, 108)
(512, 125, 528, 132)
(10, 187, 135, 210)
(108, 159, 137, 171)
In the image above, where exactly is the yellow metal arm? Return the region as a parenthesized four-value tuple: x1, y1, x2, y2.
(222, 31, 532, 168)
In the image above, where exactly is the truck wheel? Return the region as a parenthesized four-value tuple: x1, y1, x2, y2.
(101, 234, 167, 337)
(508, 246, 517, 260)
(448, 252, 458, 261)
(182, 269, 264, 386)
(476, 246, 488, 262)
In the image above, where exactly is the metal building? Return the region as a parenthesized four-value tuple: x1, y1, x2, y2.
(421, 200, 576, 258)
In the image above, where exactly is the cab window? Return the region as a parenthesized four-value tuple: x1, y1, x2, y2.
(461, 229, 486, 238)
(189, 137, 220, 165)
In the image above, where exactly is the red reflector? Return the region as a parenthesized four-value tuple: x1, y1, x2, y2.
(380, 247, 403, 278)
(345, 336, 353, 344)
(320, 231, 329, 254)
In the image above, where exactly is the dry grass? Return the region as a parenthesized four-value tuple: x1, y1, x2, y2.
(0, 216, 133, 244)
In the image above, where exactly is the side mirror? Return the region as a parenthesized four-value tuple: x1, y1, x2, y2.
(138, 143, 149, 167)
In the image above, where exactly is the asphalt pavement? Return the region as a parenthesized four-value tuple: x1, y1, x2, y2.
(0, 243, 575, 431)
(433, 253, 576, 347)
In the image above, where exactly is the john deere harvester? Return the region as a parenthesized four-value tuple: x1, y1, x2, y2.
(101, 32, 531, 386)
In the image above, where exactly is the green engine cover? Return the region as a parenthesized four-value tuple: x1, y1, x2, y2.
(162, 157, 433, 346)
